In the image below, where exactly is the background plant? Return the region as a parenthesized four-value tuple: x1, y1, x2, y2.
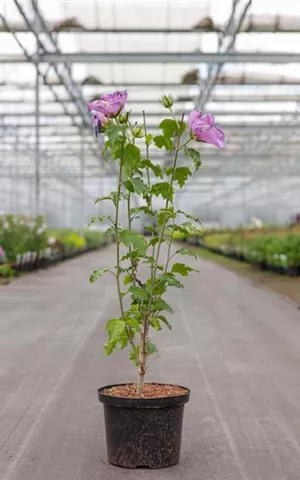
(89, 91, 225, 394)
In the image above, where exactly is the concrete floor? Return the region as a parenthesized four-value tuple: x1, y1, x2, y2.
(1, 245, 300, 480)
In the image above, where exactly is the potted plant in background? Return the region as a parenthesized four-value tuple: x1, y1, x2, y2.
(88, 91, 225, 469)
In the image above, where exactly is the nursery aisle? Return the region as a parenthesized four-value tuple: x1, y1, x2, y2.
(1, 245, 300, 480)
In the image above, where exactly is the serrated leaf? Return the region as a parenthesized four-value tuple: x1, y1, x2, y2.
(141, 159, 163, 179)
(94, 193, 117, 205)
(107, 136, 123, 159)
(106, 318, 126, 341)
(149, 236, 160, 247)
(89, 268, 109, 283)
(171, 262, 198, 276)
(126, 317, 141, 331)
(88, 215, 113, 226)
(106, 124, 127, 143)
(175, 248, 198, 260)
(173, 167, 192, 188)
(146, 133, 153, 146)
(179, 120, 187, 134)
(184, 147, 202, 172)
(129, 346, 139, 366)
(123, 144, 141, 176)
(147, 341, 158, 355)
(157, 206, 176, 226)
(157, 314, 172, 330)
(150, 317, 162, 331)
(158, 119, 179, 138)
(144, 225, 159, 234)
(177, 209, 202, 225)
(151, 182, 173, 201)
(104, 339, 117, 356)
(153, 135, 173, 151)
(129, 285, 150, 302)
(152, 298, 173, 314)
(132, 177, 149, 195)
(158, 273, 184, 289)
(119, 229, 147, 255)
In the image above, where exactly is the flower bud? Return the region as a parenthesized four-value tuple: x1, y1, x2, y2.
(132, 125, 144, 138)
(118, 113, 127, 124)
(159, 94, 174, 109)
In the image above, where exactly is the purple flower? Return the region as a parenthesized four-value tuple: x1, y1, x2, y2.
(189, 111, 225, 149)
(0, 246, 6, 261)
(88, 90, 128, 118)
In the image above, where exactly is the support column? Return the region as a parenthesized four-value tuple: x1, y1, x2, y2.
(80, 133, 85, 231)
(35, 63, 40, 217)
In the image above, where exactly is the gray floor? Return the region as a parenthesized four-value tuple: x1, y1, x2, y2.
(1, 245, 300, 480)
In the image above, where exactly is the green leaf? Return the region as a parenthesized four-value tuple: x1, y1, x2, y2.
(152, 298, 173, 314)
(158, 119, 179, 138)
(119, 230, 147, 255)
(131, 177, 149, 196)
(173, 166, 192, 188)
(123, 275, 132, 285)
(94, 193, 117, 205)
(88, 215, 113, 226)
(130, 206, 154, 218)
(89, 268, 109, 283)
(123, 179, 134, 193)
(151, 182, 173, 201)
(141, 159, 163, 179)
(179, 120, 187, 135)
(177, 209, 202, 225)
(157, 206, 176, 226)
(150, 317, 162, 331)
(146, 133, 153, 146)
(104, 339, 117, 356)
(106, 136, 123, 159)
(157, 314, 172, 330)
(124, 178, 148, 196)
(106, 318, 126, 341)
(147, 341, 158, 355)
(126, 317, 141, 331)
(123, 144, 141, 176)
(158, 273, 184, 289)
(106, 124, 127, 143)
(175, 248, 198, 260)
(153, 135, 173, 151)
(144, 225, 159, 235)
(184, 147, 202, 172)
(171, 262, 199, 276)
(129, 285, 150, 302)
(149, 236, 160, 247)
(129, 346, 139, 366)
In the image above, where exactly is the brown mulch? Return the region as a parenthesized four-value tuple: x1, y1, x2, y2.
(104, 383, 188, 399)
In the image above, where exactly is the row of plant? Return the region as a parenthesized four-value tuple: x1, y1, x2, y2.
(183, 229, 300, 277)
(0, 214, 112, 279)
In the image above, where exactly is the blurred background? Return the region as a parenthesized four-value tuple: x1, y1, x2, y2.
(1, 0, 300, 230)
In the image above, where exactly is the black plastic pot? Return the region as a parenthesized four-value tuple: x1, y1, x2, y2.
(98, 383, 190, 469)
(287, 266, 299, 277)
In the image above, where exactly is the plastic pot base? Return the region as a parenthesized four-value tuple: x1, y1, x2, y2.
(98, 383, 190, 469)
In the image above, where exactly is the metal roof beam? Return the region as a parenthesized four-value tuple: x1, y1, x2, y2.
(2, 52, 300, 63)
(2, 110, 300, 118)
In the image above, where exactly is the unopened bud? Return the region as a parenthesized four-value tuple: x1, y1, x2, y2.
(132, 125, 144, 138)
(118, 113, 127, 124)
(159, 94, 174, 109)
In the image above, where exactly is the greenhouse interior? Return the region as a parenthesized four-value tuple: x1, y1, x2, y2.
(1, 0, 300, 478)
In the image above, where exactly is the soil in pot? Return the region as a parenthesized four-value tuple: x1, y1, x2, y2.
(99, 383, 190, 469)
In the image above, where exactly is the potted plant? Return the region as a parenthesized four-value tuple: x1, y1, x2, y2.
(88, 91, 225, 469)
